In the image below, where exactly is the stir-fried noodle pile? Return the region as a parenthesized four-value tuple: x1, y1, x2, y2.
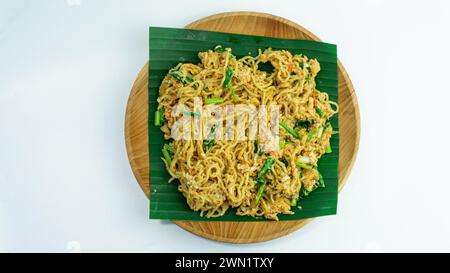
(155, 47, 338, 220)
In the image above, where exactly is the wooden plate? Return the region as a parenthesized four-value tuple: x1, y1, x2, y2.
(125, 12, 360, 243)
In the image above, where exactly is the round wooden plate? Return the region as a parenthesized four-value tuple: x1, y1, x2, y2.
(125, 12, 360, 243)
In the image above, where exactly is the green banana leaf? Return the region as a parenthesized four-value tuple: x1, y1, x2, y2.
(149, 27, 339, 221)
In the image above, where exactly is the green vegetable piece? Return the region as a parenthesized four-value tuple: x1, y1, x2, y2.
(203, 125, 216, 152)
(297, 161, 313, 170)
(223, 66, 233, 88)
(169, 70, 193, 84)
(316, 106, 323, 118)
(291, 198, 297, 207)
(254, 180, 267, 206)
(163, 144, 174, 154)
(154, 111, 161, 126)
(317, 172, 325, 188)
(325, 144, 332, 153)
(162, 148, 172, 166)
(205, 97, 225, 105)
(257, 157, 274, 179)
(317, 127, 324, 138)
(279, 122, 299, 139)
(307, 128, 319, 141)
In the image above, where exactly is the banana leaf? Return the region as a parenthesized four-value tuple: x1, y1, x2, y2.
(149, 27, 338, 221)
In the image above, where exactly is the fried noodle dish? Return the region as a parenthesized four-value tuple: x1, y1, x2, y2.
(155, 46, 338, 220)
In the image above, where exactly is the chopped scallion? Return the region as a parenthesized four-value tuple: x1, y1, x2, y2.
(317, 127, 324, 138)
(316, 106, 323, 118)
(307, 128, 319, 141)
(254, 179, 267, 206)
(257, 157, 274, 179)
(154, 111, 161, 126)
(163, 144, 174, 154)
(223, 67, 233, 88)
(205, 97, 224, 105)
(297, 161, 313, 170)
(162, 148, 172, 166)
(279, 122, 299, 139)
(169, 70, 193, 84)
(291, 199, 297, 207)
(317, 172, 325, 188)
(203, 125, 216, 152)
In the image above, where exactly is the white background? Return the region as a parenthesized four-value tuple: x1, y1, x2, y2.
(1, 0, 450, 252)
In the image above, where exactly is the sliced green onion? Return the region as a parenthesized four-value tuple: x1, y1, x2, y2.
(316, 106, 323, 118)
(325, 144, 332, 153)
(203, 125, 216, 152)
(163, 144, 174, 154)
(297, 161, 313, 170)
(279, 122, 299, 139)
(154, 111, 161, 126)
(291, 198, 297, 207)
(257, 157, 274, 179)
(214, 45, 226, 52)
(205, 97, 224, 105)
(317, 126, 324, 138)
(205, 141, 214, 152)
(169, 70, 193, 84)
(307, 128, 319, 141)
(230, 87, 237, 100)
(254, 180, 267, 206)
(162, 148, 172, 166)
(223, 67, 233, 88)
(317, 172, 325, 188)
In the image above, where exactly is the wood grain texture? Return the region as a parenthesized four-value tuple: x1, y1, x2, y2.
(125, 12, 360, 243)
